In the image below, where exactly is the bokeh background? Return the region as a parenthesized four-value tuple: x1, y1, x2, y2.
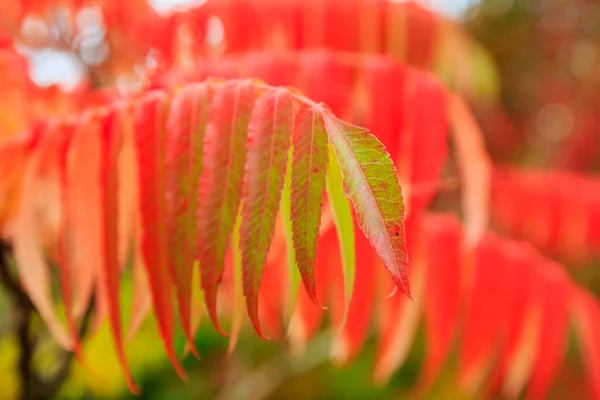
(1, 0, 599, 399)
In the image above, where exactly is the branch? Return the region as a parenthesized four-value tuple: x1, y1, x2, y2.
(0, 240, 95, 400)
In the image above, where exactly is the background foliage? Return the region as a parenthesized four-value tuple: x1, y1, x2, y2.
(0, 0, 599, 399)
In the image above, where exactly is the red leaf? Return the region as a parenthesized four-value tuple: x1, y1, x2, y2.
(134, 92, 187, 380)
(571, 288, 600, 400)
(459, 234, 509, 390)
(400, 71, 448, 219)
(373, 257, 424, 384)
(332, 220, 376, 364)
(527, 262, 569, 400)
(288, 223, 337, 353)
(98, 108, 139, 393)
(486, 241, 536, 393)
(56, 121, 80, 352)
(11, 122, 72, 349)
(165, 83, 211, 356)
(421, 214, 462, 386)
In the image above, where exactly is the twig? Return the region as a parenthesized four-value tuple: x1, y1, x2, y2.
(32, 297, 95, 399)
(0, 241, 33, 309)
(0, 241, 36, 400)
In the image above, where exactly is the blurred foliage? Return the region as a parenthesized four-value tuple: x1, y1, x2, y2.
(467, 0, 600, 171)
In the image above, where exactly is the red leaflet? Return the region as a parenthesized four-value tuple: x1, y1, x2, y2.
(498, 257, 548, 398)
(0, 137, 27, 236)
(373, 256, 424, 384)
(288, 224, 338, 352)
(323, 1, 359, 52)
(98, 108, 139, 393)
(420, 214, 462, 386)
(486, 241, 536, 394)
(118, 107, 151, 342)
(332, 220, 376, 364)
(165, 83, 210, 356)
(298, 0, 325, 49)
(400, 70, 448, 219)
(127, 236, 151, 343)
(240, 88, 294, 337)
(492, 167, 600, 264)
(65, 114, 106, 332)
(55, 121, 80, 352)
(571, 288, 600, 400)
(196, 80, 255, 334)
(402, 1, 439, 69)
(459, 234, 509, 391)
(11, 122, 72, 349)
(257, 229, 288, 339)
(133, 92, 187, 379)
(363, 57, 406, 159)
(527, 262, 569, 400)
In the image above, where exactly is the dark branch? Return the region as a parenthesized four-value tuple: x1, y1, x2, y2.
(0, 240, 96, 400)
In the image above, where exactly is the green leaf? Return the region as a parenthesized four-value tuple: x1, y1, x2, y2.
(290, 104, 329, 307)
(323, 113, 410, 298)
(326, 143, 356, 328)
(240, 88, 294, 338)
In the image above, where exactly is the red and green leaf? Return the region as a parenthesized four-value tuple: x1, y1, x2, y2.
(324, 115, 410, 297)
(98, 107, 139, 393)
(133, 93, 186, 379)
(290, 103, 328, 307)
(165, 83, 211, 355)
(240, 88, 293, 337)
(196, 80, 256, 334)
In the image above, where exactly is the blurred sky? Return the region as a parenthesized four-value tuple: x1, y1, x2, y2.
(411, 0, 479, 18)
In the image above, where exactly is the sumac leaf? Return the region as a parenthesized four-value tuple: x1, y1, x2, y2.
(134, 92, 186, 380)
(196, 80, 255, 333)
(98, 108, 139, 393)
(165, 83, 210, 355)
(323, 114, 410, 297)
(240, 88, 293, 337)
(290, 104, 328, 307)
(12, 122, 72, 349)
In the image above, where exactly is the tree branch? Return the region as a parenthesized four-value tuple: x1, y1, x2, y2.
(0, 240, 95, 400)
